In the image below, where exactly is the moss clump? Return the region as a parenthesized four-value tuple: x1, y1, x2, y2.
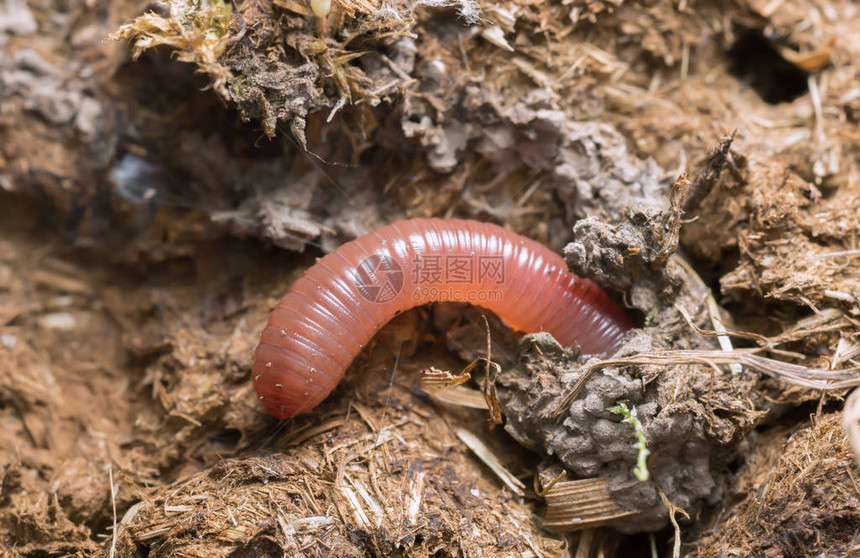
(111, 0, 234, 96)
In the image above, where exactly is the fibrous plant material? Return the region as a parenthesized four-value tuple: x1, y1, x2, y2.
(688, 412, 860, 557)
(113, 405, 561, 557)
(111, 0, 234, 95)
(686, 160, 860, 308)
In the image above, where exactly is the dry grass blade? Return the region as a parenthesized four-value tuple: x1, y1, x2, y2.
(814, 250, 860, 260)
(277, 515, 337, 535)
(420, 366, 472, 392)
(835, 340, 860, 367)
(282, 417, 347, 447)
(426, 385, 489, 409)
(573, 529, 595, 558)
(657, 486, 689, 558)
(542, 479, 638, 531)
(455, 428, 525, 497)
(552, 368, 595, 422)
(672, 258, 743, 374)
(108, 466, 117, 558)
(30, 267, 93, 295)
(349, 401, 379, 431)
(587, 349, 860, 390)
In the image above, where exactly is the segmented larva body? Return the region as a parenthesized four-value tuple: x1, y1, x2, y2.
(253, 218, 632, 419)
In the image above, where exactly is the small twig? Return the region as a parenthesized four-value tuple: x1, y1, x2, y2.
(535, 470, 567, 498)
(654, 172, 690, 266)
(376, 340, 404, 447)
(109, 466, 118, 558)
(675, 303, 854, 352)
(552, 368, 596, 423)
(684, 131, 735, 213)
(587, 350, 860, 390)
(675, 303, 769, 345)
(480, 315, 503, 424)
(657, 486, 689, 558)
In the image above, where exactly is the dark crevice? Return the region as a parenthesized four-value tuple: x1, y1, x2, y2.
(727, 28, 809, 105)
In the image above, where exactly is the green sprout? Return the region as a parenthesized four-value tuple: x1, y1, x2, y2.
(607, 401, 650, 482)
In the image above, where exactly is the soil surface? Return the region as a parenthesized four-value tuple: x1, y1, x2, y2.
(2, 0, 859, 556)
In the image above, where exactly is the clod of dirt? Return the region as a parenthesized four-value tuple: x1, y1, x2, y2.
(0, 461, 100, 557)
(113, 0, 480, 143)
(500, 184, 768, 533)
(400, 88, 670, 230)
(683, 155, 860, 311)
(563, 198, 687, 314)
(500, 325, 765, 533)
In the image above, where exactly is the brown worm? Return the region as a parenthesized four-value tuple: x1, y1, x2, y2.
(253, 218, 633, 419)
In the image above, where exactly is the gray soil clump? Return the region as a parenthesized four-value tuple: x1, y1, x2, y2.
(499, 192, 766, 532)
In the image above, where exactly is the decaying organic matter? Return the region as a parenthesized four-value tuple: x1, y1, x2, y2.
(2, 0, 860, 555)
(0, 205, 565, 557)
(688, 413, 860, 557)
(113, 404, 562, 557)
(499, 222, 766, 533)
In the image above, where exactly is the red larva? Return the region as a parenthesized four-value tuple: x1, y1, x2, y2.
(253, 218, 633, 419)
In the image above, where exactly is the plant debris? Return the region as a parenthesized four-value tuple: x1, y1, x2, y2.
(687, 412, 860, 557)
(3, 0, 860, 553)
